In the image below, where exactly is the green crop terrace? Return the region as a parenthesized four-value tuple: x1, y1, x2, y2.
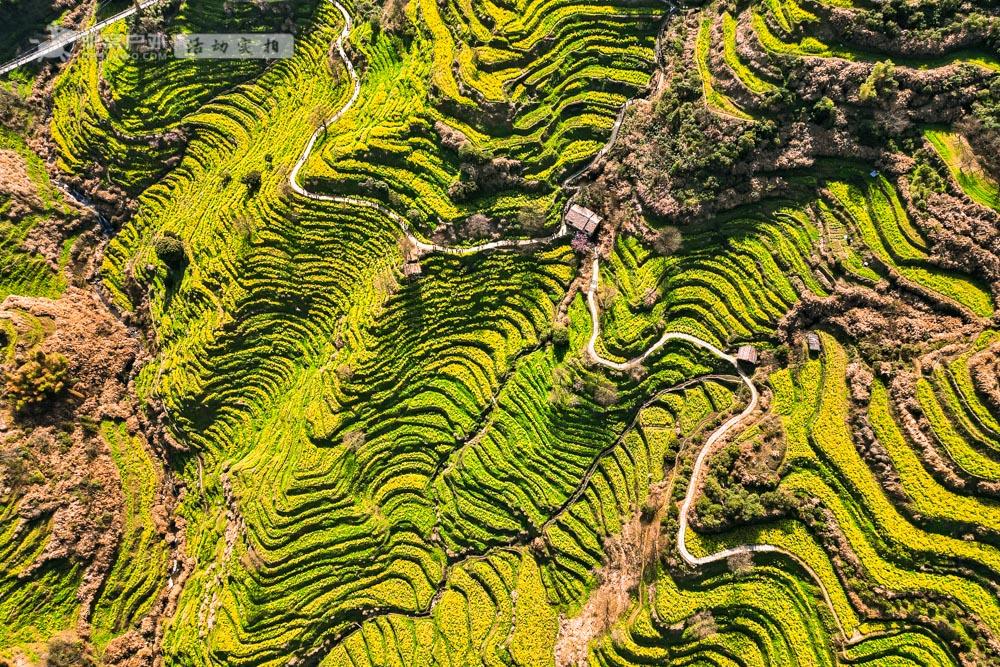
(2, 0, 1000, 664)
(0, 113, 73, 301)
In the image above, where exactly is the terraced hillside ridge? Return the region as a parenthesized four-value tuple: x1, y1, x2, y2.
(2, 0, 1000, 665)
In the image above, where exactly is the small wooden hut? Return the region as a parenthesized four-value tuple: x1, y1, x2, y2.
(402, 261, 423, 279)
(564, 204, 602, 235)
(736, 345, 758, 367)
(806, 332, 822, 355)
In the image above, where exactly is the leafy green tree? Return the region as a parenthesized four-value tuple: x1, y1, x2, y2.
(811, 96, 836, 126)
(241, 170, 262, 195)
(909, 161, 946, 210)
(859, 61, 897, 102)
(551, 322, 569, 347)
(154, 232, 186, 269)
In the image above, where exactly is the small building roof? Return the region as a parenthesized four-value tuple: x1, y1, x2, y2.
(736, 345, 758, 365)
(403, 261, 422, 277)
(806, 332, 821, 352)
(565, 204, 602, 235)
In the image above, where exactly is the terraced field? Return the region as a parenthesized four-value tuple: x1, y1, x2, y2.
(3, 0, 1000, 664)
(0, 117, 73, 301)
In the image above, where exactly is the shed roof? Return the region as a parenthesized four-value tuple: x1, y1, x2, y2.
(565, 204, 602, 234)
(806, 332, 822, 352)
(736, 345, 758, 365)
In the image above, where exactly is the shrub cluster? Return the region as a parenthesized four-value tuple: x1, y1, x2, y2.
(4, 350, 71, 414)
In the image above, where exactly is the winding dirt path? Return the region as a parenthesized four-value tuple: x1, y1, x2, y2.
(289, 0, 579, 254)
(294, 0, 861, 650)
(2, 0, 872, 660)
(0, 0, 167, 76)
(585, 254, 855, 643)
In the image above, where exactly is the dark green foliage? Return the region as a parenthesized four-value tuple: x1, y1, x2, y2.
(0, 0, 67, 62)
(551, 322, 569, 347)
(859, 0, 965, 36)
(909, 158, 946, 210)
(457, 141, 489, 162)
(772, 344, 789, 366)
(406, 207, 428, 225)
(354, 0, 382, 31)
(611, 62, 774, 212)
(0, 443, 31, 489)
(859, 61, 897, 103)
(241, 170, 262, 195)
(0, 85, 32, 131)
(965, 78, 1000, 180)
(811, 96, 836, 126)
(695, 442, 791, 532)
(153, 233, 186, 269)
(972, 78, 1000, 129)
(4, 350, 71, 414)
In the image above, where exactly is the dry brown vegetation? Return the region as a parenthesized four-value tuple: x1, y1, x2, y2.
(582, 8, 997, 234)
(0, 150, 43, 219)
(0, 94, 178, 659)
(554, 485, 667, 667)
(0, 290, 142, 624)
(968, 342, 1000, 417)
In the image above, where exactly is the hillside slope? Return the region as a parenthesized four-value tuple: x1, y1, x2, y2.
(1, 0, 1000, 665)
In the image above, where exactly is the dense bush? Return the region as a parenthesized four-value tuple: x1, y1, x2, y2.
(241, 170, 262, 195)
(45, 636, 93, 667)
(860, 0, 965, 35)
(811, 96, 836, 126)
(153, 232, 186, 269)
(962, 78, 1000, 180)
(858, 61, 897, 103)
(695, 443, 790, 531)
(551, 322, 569, 347)
(606, 60, 774, 217)
(0, 86, 33, 132)
(909, 159, 946, 210)
(4, 350, 71, 413)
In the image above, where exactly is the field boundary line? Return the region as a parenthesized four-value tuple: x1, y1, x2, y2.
(585, 254, 859, 646)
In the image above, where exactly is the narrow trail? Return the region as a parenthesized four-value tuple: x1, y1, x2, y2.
(4, 0, 871, 658)
(0, 0, 167, 76)
(585, 254, 857, 644)
(295, 0, 863, 651)
(585, 256, 739, 372)
(289, 0, 575, 255)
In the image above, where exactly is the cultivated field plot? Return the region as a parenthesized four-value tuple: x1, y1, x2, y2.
(1, 0, 1000, 665)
